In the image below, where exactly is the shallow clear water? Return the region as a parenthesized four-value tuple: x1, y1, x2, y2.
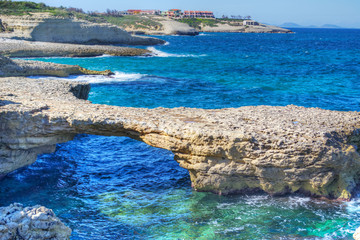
(3, 29, 360, 239)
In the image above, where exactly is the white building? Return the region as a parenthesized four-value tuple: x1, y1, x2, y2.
(243, 20, 259, 26)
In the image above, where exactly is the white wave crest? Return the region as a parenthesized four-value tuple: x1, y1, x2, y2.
(147, 47, 207, 58)
(30, 71, 145, 84)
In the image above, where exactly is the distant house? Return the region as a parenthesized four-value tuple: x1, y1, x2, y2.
(243, 20, 259, 26)
(183, 11, 215, 18)
(127, 9, 161, 15)
(140, 10, 161, 15)
(167, 9, 182, 18)
(127, 9, 142, 15)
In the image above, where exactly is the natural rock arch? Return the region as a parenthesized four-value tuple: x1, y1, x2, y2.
(1, 77, 360, 200)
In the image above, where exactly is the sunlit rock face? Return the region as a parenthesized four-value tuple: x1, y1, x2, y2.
(1, 77, 360, 200)
(0, 203, 71, 240)
(0, 13, 165, 45)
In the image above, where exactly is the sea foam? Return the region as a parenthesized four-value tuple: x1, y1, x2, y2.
(30, 71, 145, 84)
(147, 47, 207, 58)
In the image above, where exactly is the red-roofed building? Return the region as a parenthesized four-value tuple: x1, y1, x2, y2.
(127, 9, 160, 15)
(127, 9, 142, 15)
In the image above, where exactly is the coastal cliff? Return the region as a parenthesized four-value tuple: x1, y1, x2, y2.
(0, 13, 165, 45)
(1, 77, 360, 200)
(105, 15, 291, 35)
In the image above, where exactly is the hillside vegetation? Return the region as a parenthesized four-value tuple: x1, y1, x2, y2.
(104, 15, 163, 30)
(0, 1, 107, 23)
(177, 18, 245, 30)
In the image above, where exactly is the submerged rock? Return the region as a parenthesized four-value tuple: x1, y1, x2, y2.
(1, 77, 360, 200)
(0, 203, 71, 240)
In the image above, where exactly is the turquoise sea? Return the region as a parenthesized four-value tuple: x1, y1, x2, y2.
(2, 28, 360, 239)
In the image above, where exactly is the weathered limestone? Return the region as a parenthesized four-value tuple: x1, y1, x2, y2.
(201, 23, 292, 33)
(0, 13, 165, 45)
(0, 56, 113, 77)
(123, 16, 199, 36)
(1, 78, 360, 200)
(0, 38, 151, 58)
(0, 203, 71, 240)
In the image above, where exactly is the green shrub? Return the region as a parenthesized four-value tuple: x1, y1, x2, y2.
(176, 18, 223, 29)
(104, 15, 162, 30)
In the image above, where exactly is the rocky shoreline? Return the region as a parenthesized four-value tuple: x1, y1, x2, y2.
(119, 16, 291, 35)
(0, 56, 113, 77)
(0, 13, 165, 45)
(200, 23, 292, 33)
(0, 8, 358, 238)
(1, 77, 360, 201)
(0, 38, 151, 58)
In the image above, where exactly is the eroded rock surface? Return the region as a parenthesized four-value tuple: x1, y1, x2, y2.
(123, 16, 199, 36)
(0, 203, 71, 240)
(201, 23, 292, 33)
(0, 38, 150, 58)
(0, 56, 113, 77)
(0, 13, 164, 45)
(1, 77, 360, 200)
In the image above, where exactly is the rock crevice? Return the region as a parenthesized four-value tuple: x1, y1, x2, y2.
(1, 77, 360, 200)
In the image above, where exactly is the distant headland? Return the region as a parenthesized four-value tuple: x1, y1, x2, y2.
(0, 1, 292, 37)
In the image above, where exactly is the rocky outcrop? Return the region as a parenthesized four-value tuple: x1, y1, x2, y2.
(124, 16, 199, 36)
(0, 38, 151, 58)
(0, 13, 165, 45)
(0, 56, 113, 77)
(0, 203, 71, 240)
(201, 23, 292, 33)
(1, 78, 360, 200)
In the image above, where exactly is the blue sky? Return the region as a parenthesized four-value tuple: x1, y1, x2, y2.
(16, 0, 360, 28)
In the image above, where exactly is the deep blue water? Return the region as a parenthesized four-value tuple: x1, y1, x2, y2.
(2, 28, 360, 239)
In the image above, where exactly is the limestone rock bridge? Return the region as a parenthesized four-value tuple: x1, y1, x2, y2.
(1, 77, 360, 200)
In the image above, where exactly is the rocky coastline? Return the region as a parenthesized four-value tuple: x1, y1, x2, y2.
(200, 23, 292, 33)
(0, 38, 151, 58)
(0, 13, 160, 237)
(123, 16, 199, 36)
(0, 6, 358, 238)
(0, 13, 165, 45)
(1, 77, 360, 201)
(0, 56, 113, 77)
(114, 15, 291, 35)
